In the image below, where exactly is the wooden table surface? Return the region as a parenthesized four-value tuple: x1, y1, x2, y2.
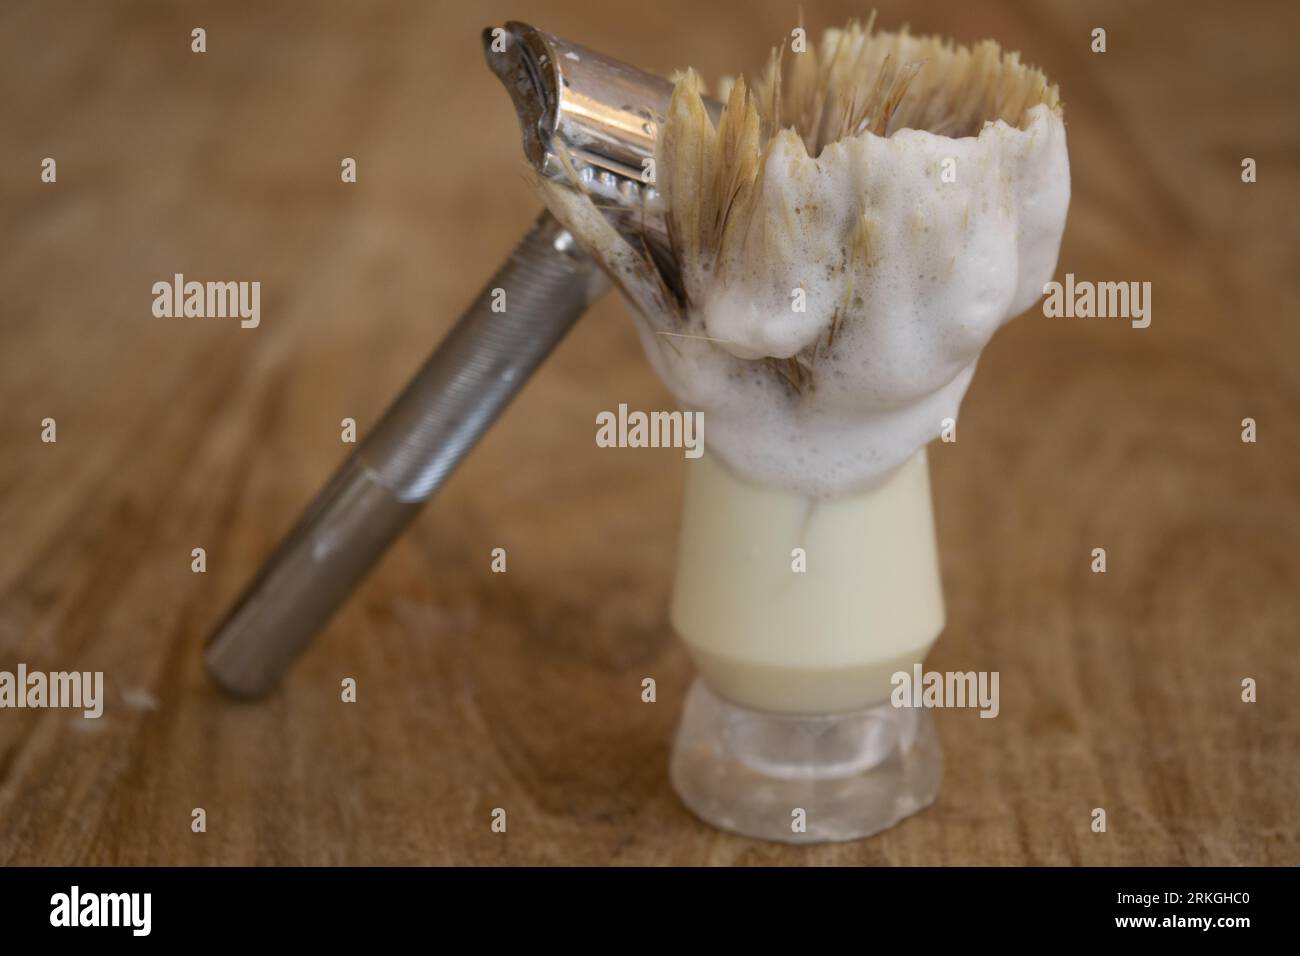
(1, 0, 1296, 865)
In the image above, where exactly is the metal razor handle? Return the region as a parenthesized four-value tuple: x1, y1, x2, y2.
(203, 211, 608, 698)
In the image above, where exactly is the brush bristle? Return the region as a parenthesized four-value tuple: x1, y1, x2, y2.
(657, 22, 1063, 341)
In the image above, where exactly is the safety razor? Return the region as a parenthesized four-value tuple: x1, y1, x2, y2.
(203, 22, 719, 697)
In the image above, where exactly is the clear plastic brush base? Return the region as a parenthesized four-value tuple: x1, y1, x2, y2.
(670, 679, 942, 844)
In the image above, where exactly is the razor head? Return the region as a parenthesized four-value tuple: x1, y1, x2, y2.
(482, 21, 721, 234)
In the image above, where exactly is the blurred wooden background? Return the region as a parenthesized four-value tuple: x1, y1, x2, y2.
(0, 0, 1296, 865)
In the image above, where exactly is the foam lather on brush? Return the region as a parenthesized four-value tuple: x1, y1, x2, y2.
(538, 20, 1070, 498)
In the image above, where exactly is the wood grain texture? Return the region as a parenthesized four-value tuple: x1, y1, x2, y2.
(0, 0, 1296, 865)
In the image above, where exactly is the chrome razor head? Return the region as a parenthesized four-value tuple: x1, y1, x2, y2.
(483, 21, 721, 238)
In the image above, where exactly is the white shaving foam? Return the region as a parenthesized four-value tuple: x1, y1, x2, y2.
(632, 103, 1070, 498)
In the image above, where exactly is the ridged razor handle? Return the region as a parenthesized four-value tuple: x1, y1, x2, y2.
(203, 211, 608, 698)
